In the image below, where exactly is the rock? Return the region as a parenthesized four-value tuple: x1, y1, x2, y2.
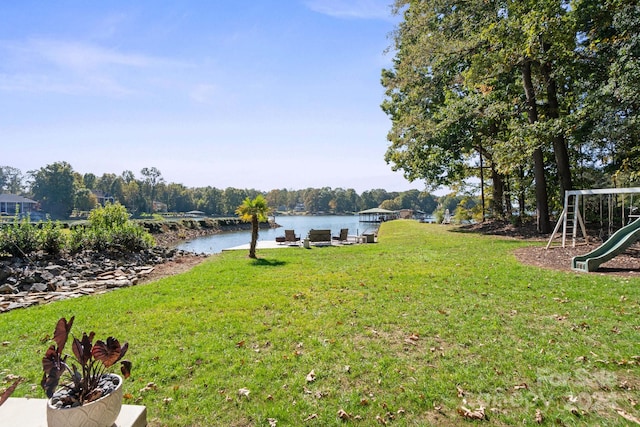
(44, 265, 63, 275)
(0, 266, 13, 281)
(29, 283, 49, 292)
(0, 283, 17, 294)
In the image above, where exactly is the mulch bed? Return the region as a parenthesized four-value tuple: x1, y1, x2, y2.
(458, 220, 640, 277)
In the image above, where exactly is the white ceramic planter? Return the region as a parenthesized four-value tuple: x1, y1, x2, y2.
(46, 374, 123, 427)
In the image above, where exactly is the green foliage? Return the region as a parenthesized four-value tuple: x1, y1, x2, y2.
(39, 220, 67, 255)
(75, 203, 154, 252)
(74, 188, 98, 212)
(236, 195, 270, 259)
(68, 226, 91, 253)
(0, 203, 153, 256)
(0, 215, 39, 256)
(30, 161, 77, 219)
(88, 202, 129, 229)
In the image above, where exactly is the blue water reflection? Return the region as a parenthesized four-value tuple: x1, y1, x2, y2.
(176, 215, 380, 254)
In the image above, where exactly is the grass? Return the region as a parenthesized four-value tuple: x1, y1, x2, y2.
(1, 220, 639, 426)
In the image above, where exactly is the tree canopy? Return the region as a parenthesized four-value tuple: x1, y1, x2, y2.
(382, 0, 640, 231)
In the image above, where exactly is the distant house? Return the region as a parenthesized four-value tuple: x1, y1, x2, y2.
(398, 209, 414, 219)
(92, 190, 115, 206)
(152, 200, 168, 213)
(0, 194, 38, 215)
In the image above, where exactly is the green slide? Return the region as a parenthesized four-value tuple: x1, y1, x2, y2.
(572, 217, 640, 272)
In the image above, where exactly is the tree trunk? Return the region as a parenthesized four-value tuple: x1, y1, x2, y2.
(522, 60, 551, 233)
(504, 176, 513, 218)
(518, 167, 526, 224)
(491, 168, 506, 220)
(249, 216, 259, 258)
(540, 49, 573, 197)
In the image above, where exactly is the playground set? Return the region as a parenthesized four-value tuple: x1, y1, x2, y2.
(545, 187, 640, 272)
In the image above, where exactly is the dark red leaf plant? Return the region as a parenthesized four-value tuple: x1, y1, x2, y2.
(41, 317, 132, 406)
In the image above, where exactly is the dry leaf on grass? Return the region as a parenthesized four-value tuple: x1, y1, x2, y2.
(405, 333, 420, 345)
(535, 409, 544, 424)
(615, 407, 640, 425)
(140, 382, 157, 392)
(304, 413, 318, 421)
(337, 409, 351, 420)
(268, 418, 277, 427)
(238, 388, 250, 398)
(458, 405, 487, 420)
(306, 369, 316, 382)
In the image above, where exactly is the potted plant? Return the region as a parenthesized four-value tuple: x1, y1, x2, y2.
(41, 316, 132, 427)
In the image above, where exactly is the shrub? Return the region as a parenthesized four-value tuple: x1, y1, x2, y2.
(82, 203, 155, 252)
(88, 202, 130, 230)
(39, 220, 67, 255)
(0, 215, 39, 256)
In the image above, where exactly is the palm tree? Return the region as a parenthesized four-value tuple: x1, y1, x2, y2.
(235, 195, 270, 258)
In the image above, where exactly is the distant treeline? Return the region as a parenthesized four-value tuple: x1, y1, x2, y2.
(1, 163, 474, 219)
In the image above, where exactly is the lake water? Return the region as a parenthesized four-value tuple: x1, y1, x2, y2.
(176, 215, 380, 254)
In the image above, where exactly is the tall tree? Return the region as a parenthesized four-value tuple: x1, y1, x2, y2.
(29, 162, 76, 218)
(0, 166, 24, 194)
(235, 195, 270, 259)
(140, 167, 164, 213)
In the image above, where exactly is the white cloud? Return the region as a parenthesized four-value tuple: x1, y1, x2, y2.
(304, 0, 393, 20)
(0, 38, 188, 96)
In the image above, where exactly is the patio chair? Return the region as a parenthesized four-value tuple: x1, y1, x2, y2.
(332, 228, 348, 242)
(285, 229, 301, 243)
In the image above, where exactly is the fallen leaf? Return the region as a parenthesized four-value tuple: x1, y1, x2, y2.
(304, 414, 318, 421)
(457, 406, 486, 420)
(456, 386, 466, 397)
(337, 409, 351, 420)
(268, 418, 277, 427)
(238, 388, 250, 397)
(405, 333, 419, 345)
(236, 340, 245, 348)
(615, 407, 640, 424)
(140, 382, 157, 392)
(123, 393, 133, 399)
(535, 409, 544, 424)
(163, 397, 173, 404)
(376, 414, 387, 425)
(306, 369, 316, 382)
(514, 383, 528, 390)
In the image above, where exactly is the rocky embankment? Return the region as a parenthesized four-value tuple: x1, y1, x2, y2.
(0, 218, 275, 313)
(0, 247, 205, 313)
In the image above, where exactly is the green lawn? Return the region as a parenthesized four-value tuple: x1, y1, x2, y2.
(1, 220, 639, 426)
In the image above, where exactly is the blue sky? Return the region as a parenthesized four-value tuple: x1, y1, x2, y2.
(1, 1, 424, 193)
